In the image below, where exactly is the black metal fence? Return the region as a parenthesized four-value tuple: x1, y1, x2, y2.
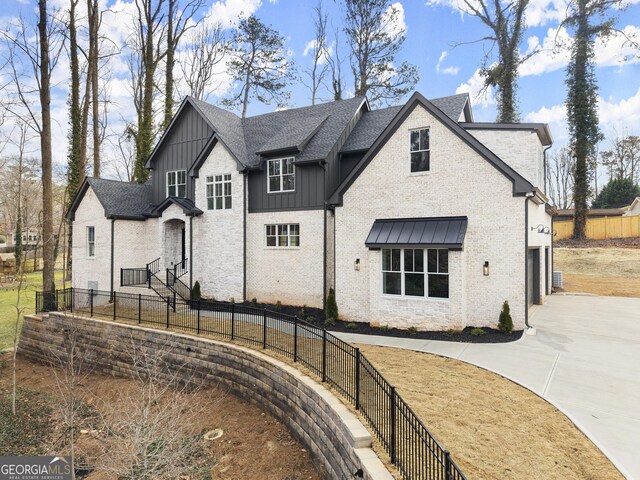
(35, 287, 467, 480)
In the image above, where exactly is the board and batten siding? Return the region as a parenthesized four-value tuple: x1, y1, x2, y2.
(247, 162, 325, 212)
(150, 104, 213, 205)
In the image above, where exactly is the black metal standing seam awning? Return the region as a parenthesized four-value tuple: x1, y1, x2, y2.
(365, 216, 468, 249)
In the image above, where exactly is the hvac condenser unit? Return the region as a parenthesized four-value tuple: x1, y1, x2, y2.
(552, 271, 563, 289)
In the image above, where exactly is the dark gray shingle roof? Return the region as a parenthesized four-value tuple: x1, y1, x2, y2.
(430, 93, 470, 121)
(341, 94, 470, 153)
(87, 178, 153, 220)
(256, 113, 328, 155)
(341, 106, 403, 153)
(242, 96, 366, 166)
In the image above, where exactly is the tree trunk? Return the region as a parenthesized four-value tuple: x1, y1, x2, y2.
(89, 0, 100, 177)
(163, 0, 175, 130)
(38, 0, 55, 292)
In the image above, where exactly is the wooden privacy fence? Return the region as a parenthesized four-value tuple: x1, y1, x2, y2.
(554, 215, 640, 240)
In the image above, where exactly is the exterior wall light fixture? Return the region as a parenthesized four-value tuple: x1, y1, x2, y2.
(354, 258, 361, 271)
(483, 261, 490, 276)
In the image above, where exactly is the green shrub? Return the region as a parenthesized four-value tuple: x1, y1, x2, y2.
(325, 288, 338, 323)
(298, 305, 307, 317)
(379, 325, 391, 332)
(445, 328, 462, 336)
(191, 281, 202, 301)
(346, 322, 358, 330)
(306, 315, 315, 323)
(470, 328, 486, 336)
(324, 316, 336, 326)
(230, 297, 235, 304)
(251, 298, 257, 306)
(275, 300, 282, 311)
(498, 301, 513, 333)
(406, 326, 418, 336)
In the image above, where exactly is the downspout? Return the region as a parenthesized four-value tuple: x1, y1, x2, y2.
(543, 143, 554, 297)
(110, 218, 115, 295)
(543, 144, 552, 195)
(550, 213, 554, 295)
(524, 195, 532, 329)
(322, 160, 327, 310)
(189, 216, 193, 292)
(243, 170, 248, 302)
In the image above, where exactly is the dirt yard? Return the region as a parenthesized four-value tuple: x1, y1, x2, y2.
(0, 353, 319, 480)
(554, 247, 640, 297)
(358, 345, 622, 480)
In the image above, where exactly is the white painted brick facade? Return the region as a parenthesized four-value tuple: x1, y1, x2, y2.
(469, 129, 545, 189)
(191, 143, 245, 301)
(246, 209, 324, 308)
(335, 104, 529, 330)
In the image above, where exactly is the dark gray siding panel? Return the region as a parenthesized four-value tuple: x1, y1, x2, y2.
(248, 163, 325, 212)
(326, 106, 364, 198)
(150, 104, 213, 205)
(339, 153, 364, 185)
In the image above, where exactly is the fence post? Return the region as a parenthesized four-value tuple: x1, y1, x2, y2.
(166, 298, 170, 329)
(90, 289, 94, 317)
(70, 288, 74, 313)
(390, 386, 397, 465)
(293, 317, 298, 362)
(113, 291, 117, 321)
(444, 450, 452, 480)
(138, 294, 142, 324)
(355, 347, 361, 410)
(231, 303, 235, 340)
(262, 308, 267, 349)
(322, 329, 327, 383)
(197, 300, 201, 334)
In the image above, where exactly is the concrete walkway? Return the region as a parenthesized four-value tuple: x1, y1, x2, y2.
(334, 294, 640, 480)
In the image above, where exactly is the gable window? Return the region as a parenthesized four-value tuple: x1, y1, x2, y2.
(410, 128, 430, 173)
(382, 248, 448, 298)
(265, 224, 300, 247)
(167, 170, 186, 197)
(267, 158, 295, 193)
(206, 174, 232, 210)
(87, 226, 95, 257)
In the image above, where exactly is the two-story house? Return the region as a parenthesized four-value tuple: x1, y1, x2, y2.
(67, 91, 553, 330)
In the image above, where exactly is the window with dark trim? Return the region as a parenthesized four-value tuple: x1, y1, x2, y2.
(382, 248, 448, 298)
(410, 128, 430, 173)
(267, 158, 295, 193)
(87, 226, 95, 257)
(206, 174, 232, 210)
(167, 170, 186, 197)
(265, 224, 300, 247)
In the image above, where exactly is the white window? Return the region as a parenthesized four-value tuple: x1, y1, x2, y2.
(410, 128, 430, 173)
(382, 248, 448, 298)
(87, 226, 95, 257)
(167, 170, 186, 197)
(265, 224, 300, 247)
(267, 158, 295, 193)
(206, 174, 232, 210)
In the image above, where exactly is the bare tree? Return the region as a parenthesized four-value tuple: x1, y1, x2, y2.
(223, 15, 295, 119)
(302, 2, 329, 105)
(0, 4, 63, 293)
(178, 21, 227, 101)
(546, 146, 575, 209)
(326, 25, 344, 101)
(458, 0, 532, 122)
(163, 0, 205, 129)
(600, 132, 640, 183)
(344, 0, 418, 105)
(93, 339, 215, 480)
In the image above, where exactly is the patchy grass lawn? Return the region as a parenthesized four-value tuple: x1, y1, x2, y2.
(554, 247, 640, 297)
(358, 345, 622, 480)
(0, 271, 65, 350)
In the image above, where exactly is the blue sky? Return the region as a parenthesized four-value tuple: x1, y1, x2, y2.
(2, 0, 640, 176)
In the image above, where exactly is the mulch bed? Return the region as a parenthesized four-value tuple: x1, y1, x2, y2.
(555, 236, 640, 248)
(234, 300, 523, 344)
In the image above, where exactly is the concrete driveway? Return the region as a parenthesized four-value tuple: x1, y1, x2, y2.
(334, 294, 640, 479)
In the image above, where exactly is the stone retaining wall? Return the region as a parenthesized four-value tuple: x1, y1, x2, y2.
(19, 313, 392, 480)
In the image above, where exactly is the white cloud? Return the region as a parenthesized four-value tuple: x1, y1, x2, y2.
(206, 0, 262, 28)
(456, 68, 495, 106)
(382, 2, 406, 37)
(599, 88, 640, 127)
(520, 25, 640, 77)
(436, 51, 460, 75)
